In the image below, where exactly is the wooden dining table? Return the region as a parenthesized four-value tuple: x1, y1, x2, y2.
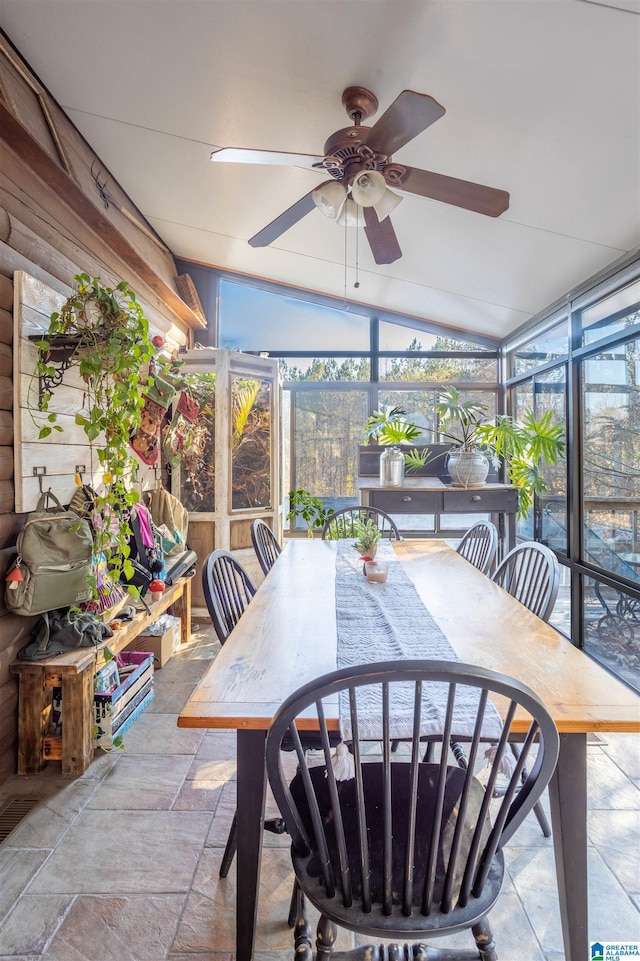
(178, 538, 640, 961)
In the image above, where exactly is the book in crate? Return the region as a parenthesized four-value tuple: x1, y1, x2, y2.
(94, 651, 154, 749)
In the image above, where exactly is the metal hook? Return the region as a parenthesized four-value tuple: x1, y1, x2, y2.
(33, 466, 47, 493)
(90, 160, 111, 209)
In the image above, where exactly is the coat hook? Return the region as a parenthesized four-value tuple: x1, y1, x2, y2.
(33, 466, 47, 493)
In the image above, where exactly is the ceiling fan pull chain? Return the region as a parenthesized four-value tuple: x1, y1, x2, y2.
(343, 214, 348, 305)
(354, 222, 360, 289)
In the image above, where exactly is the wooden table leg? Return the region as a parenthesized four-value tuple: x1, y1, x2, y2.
(61, 667, 94, 776)
(547, 731, 588, 961)
(16, 670, 48, 775)
(236, 728, 268, 961)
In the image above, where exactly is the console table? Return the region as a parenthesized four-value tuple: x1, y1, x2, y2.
(358, 476, 518, 555)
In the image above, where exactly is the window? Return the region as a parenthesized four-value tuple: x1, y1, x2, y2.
(579, 279, 640, 347)
(279, 357, 370, 382)
(512, 320, 569, 375)
(378, 330, 497, 382)
(219, 280, 369, 351)
(583, 574, 640, 693)
(582, 338, 640, 579)
(291, 388, 369, 524)
(189, 267, 502, 535)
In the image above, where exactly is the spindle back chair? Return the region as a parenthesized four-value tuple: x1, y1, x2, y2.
(266, 659, 559, 960)
(202, 549, 257, 643)
(456, 521, 499, 575)
(491, 541, 560, 623)
(322, 506, 401, 541)
(251, 518, 282, 576)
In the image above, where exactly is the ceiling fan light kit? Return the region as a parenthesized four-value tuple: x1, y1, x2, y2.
(311, 180, 347, 219)
(337, 198, 364, 228)
(372, 187, 403, 222)
(212, 85, 510, 266)
(351, 170, 387, 207)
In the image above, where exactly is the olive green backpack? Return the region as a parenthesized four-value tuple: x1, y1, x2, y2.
(5, 492, 94, 616)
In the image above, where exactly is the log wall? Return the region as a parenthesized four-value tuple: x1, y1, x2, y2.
(0, 31, 209, 783)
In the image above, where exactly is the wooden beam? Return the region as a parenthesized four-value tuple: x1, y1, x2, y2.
(0, 102, 205, 331)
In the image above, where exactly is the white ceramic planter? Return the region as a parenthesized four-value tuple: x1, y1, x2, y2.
(447, 449, 490, 488)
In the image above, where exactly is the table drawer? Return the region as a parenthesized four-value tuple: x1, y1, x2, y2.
(372, 491, 442, 513)
(442, 488, 519, 513)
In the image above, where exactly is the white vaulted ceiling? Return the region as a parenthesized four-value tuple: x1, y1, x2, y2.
(1, 0, 639, 340)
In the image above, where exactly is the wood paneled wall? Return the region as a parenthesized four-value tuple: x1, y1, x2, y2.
(0, 31, 208, 783)
(0, 267, 30, 783)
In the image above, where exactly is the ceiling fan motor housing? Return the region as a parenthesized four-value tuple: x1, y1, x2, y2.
(323, 127, 390, 184)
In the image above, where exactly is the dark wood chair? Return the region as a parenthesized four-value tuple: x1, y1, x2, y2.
(202, 550, 285, 878)
(490, 540, 560, 837)
(456, 521, 498, 575)
(251, 518, 282, 575)
(266, 659, 559, 961)
(491, 541, 560, 623)
(202, 549, 257, 643)
(322, 506, 401, 541)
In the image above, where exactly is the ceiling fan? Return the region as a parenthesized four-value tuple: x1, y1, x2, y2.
(210, 86, 510, 265)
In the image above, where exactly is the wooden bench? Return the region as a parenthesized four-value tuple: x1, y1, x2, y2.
(11, 577, 192, 777)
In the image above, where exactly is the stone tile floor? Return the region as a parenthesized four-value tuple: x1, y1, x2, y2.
(0, 617, 638, 961)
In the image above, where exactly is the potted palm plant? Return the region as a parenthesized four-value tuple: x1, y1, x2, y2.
(432, 387, 494, 488)
(433, 386, 565, 517)
(361, 405, 444, 477)
(363, 405, 426, 446)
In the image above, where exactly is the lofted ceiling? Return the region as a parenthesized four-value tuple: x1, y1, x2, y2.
(1, 0, 639, 342)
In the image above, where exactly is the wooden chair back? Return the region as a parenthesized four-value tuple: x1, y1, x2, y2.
(251, 518, 282, 575)
(456, 521, 498, 575)
(266, 660, 559, 949)
(322, 506, 401, 541)
(202, 549, 256, 643)
(491, 541, 560, 622)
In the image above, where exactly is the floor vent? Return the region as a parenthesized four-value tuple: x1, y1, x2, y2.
(0, 796, 43, 846)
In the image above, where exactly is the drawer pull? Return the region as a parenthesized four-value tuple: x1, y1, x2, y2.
(471, 495, 482, 502)
(401, 496, 412, 502)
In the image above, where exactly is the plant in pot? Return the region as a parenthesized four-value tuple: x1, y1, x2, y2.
(362, 405, 440, 476)
(363, 405, 425, 446)
(432, 386, 495, 488)
(351, 517, 382, 560)
(473, 408, 566, 518)
(287, 488, 334, 537)
(30, 272, 162, 598)
(433, 386, 565, 517)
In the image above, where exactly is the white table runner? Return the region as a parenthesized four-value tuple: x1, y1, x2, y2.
(335, 540, 503, 742)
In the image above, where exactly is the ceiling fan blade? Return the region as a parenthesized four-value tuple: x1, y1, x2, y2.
(211, 146, 324, 170)
(248, 187, 320, 247)
(363, 207, 402, 265)
(399, 166, 510, 217)
(366, 90, 445, 156)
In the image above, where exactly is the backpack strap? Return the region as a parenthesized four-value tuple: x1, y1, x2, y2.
(128, 510, 155, 575)
(34, 611, 51, 653)
(36, 491, 64, 513)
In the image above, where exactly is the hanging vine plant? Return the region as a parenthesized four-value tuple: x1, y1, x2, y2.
(29, 272, 162, 591)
